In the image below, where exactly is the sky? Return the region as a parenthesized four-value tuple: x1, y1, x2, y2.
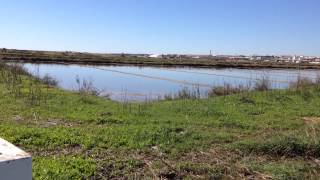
(0, 0, 319, 56)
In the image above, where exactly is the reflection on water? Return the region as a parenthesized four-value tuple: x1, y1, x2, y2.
(23, 63, 320, 101)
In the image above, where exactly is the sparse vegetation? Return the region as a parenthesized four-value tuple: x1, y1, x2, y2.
(1, 62, 320, 179)
(208, 83, 249, 97)
(253, 76, 271, 91)
(164, 86, 201, 100)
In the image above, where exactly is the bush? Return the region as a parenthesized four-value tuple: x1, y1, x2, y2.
(289, 76, 314, 89)
(75, 76, 100, 96)
(253, 76, 271, 91)
(41, 74, 58, 87)
(208, 84, 248, 97)
(164, 87, 201, 100)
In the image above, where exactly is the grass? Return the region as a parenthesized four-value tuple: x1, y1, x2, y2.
(1, 64, 320, 179)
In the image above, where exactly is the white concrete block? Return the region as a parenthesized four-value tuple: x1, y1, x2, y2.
(0, 138, 32, 180)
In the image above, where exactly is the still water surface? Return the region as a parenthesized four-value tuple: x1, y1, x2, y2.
(23, 63, 320, 101)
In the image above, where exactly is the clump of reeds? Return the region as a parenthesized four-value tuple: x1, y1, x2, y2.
(40, 74, 58, 87)
(288, 75, 320, 100)
(75, 76, 100, 104)
(208, 83, 249, 97)
(164, 86, 201, 100)
(207, 77, 271, 98)
(75, 76, 100, 96)
(253, 76, 271, 91)
(0, 63, 27, 98)
(289, 75, 314, 90)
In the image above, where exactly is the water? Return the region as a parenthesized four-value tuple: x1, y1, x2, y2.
(23, 63, 320, 101)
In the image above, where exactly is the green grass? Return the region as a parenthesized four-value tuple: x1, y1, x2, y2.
(1, 73, 320, 178)
(33, 156, 96, 180)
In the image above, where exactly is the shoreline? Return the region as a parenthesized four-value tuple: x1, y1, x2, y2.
(1, 49, 320, 70)
(4, 59, 320, 70)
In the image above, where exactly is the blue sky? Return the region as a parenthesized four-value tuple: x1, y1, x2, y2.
(0, 0, 319, 56)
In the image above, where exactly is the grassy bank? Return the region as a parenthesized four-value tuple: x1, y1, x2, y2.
(1, 48, 320, 69)
(1, 64, 320, 179)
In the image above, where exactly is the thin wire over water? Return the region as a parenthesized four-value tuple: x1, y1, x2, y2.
(88, 66, 293, 87)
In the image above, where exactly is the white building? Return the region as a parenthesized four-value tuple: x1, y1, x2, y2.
(148, 54, 163, 58)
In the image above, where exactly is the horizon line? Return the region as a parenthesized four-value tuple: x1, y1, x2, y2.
(1, 47, 319, 58)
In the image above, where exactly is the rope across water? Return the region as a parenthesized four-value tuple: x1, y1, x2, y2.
(84, 66, 302, 88)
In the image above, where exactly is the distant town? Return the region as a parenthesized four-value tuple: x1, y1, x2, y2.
(1, 48, 320, 69)
(134, 53, 320, 65)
